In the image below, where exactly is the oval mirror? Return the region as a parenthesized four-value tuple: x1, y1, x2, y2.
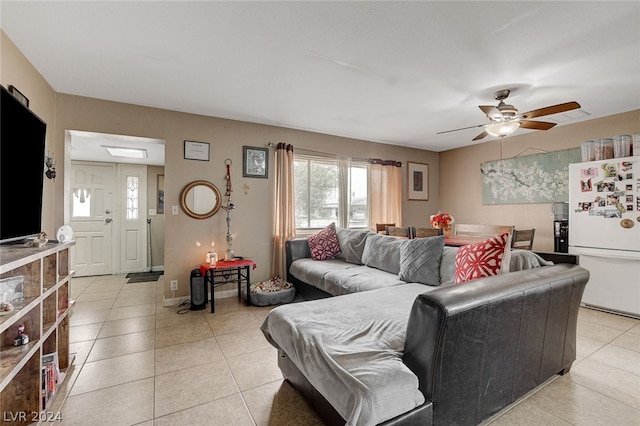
(180, 180, 222, 219)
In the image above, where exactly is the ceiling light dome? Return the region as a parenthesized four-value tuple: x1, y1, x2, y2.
(486, 121, 520, 137)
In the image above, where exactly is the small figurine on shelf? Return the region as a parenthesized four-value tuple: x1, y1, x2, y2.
(24, 232, 48, 248)
(14, 323, 29, 346)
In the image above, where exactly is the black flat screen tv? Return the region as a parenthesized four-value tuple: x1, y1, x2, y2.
(0, 85, 47, 244)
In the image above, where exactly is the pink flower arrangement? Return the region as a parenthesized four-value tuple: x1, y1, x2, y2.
(430, 212, 455, 229)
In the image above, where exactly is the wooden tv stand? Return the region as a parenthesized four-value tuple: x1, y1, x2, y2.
(0, 241, 75, 425)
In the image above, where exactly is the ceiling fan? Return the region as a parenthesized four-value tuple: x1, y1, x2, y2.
(437, 89, 581, 141)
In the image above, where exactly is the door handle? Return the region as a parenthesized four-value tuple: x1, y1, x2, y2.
(105, 218, 113, 224)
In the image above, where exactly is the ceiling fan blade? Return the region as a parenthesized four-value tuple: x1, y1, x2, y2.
(519, 120, 557, 130)
(520, 101, 581, 119)
(436, 123, 487, 135)
(472, 130, 488, 141)
(479, 105, 501, 119)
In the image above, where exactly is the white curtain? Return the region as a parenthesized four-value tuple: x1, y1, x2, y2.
(271, 143, 296, 279)
(369, 159, 402, 230)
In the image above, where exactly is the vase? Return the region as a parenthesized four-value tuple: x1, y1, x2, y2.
(442, 226, 452, 238)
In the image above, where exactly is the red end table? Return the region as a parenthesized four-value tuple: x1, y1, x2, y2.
(200, 259, 257, 313)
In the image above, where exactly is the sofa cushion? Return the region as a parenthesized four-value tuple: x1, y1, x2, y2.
(290, 258, 358, 290)
(323, 265, 407, 295)
(261, 283, 430, 425)
(307, 222, 341, 260)
(398, 236, 445, 286)
(361, 232, 403, 275)
(334, 228, 368, 265)
(454, 232, 510, 284)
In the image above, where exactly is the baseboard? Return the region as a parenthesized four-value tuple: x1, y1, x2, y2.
(162, 288, 238, 307)
(581, 303, 640, 320)
(162, 296, 189, 307)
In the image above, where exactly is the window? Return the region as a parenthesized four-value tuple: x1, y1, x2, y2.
(294, 154, 368, 230)
(126, 176, 139, 220)
(72, 188, 91, 217)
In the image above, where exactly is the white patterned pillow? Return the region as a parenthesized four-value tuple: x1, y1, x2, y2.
(307, 222, 342, 260)
(398, 236, 445, 286)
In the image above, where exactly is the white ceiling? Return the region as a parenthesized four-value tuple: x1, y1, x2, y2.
(2, 1, 639, 154)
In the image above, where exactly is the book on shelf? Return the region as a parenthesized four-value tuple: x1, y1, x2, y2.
(41, 352, 60, 409)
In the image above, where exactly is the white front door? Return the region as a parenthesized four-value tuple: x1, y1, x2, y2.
(118, 164, 148, 274)
(70, 162, 115, 276)
(70, 162, 148, 276)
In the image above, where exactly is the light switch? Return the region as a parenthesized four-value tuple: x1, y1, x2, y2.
(172, 205, 179, 215)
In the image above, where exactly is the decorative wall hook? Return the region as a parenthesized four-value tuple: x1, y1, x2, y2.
(45, 152, 56, 180)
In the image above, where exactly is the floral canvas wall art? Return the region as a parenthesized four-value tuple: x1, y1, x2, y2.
(480, 148, 581, 204)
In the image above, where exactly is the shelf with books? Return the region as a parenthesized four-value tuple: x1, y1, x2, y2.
(0, 242, 74, 423)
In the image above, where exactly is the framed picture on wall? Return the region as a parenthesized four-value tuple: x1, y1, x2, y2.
(407, 162, 429, 201)
(243, 146, 269, 178)
(184, 140, 210, 161)
(157, 175, 165, 214)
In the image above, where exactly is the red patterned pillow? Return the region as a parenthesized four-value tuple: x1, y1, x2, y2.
(307, 223, 342, 260)
(454, 232, 510, 284)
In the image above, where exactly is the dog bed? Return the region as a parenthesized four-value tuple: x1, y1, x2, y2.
(242, 277, 295, 306)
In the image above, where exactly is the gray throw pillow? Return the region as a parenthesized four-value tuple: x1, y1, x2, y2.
(334, 228, 369, 265)
(398, 236, 445, 286)
(361, 232, 403, 274)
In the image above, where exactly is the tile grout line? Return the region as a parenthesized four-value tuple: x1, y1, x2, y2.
(210, 314, 260, 426)
(62, 276, 158, 421)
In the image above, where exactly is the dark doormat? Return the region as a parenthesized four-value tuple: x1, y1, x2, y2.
(126, 271, 163, 283)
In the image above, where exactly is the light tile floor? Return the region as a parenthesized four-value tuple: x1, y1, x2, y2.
(52, 274, 640, 425)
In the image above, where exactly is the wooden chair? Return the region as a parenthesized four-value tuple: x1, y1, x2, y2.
(386, 226, 411, 238)
(413, 227, 441, 238)
(511, 229, 535, 250)
(376, 223, 395, 234)
(454, 224, 514, 238)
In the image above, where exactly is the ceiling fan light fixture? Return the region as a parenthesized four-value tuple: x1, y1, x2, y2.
(498, 104, 518, 117)
(486, 121, 520, 137)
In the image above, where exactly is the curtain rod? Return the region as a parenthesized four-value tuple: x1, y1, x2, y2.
(269, 143, 369, 163)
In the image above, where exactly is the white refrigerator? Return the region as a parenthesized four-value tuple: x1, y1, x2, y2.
(568, 156, 640, 317)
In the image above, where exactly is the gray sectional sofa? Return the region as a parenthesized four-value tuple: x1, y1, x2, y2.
(285, 228, 552, 298)
(262, 229, 589, 425)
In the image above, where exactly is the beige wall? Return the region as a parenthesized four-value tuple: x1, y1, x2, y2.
(439, 110, 640, 252)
